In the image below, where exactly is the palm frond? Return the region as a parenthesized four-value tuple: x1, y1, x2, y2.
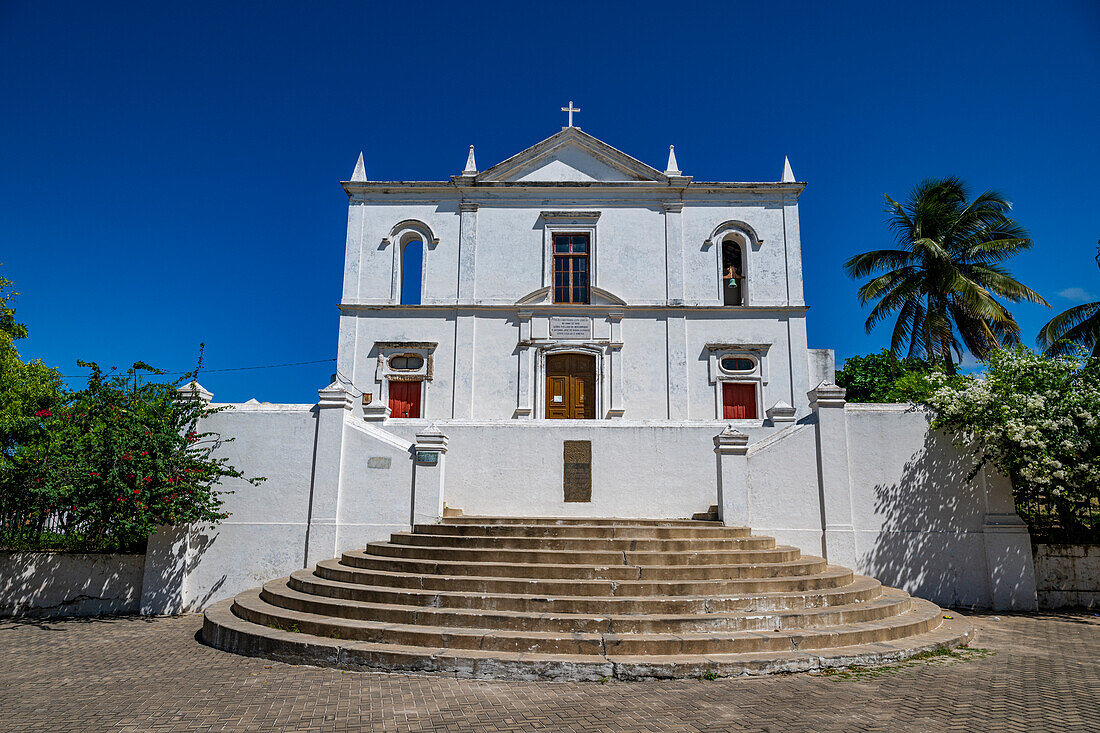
(1037, 302, 1100, 353)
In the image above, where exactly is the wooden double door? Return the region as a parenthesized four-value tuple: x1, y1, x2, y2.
(546, 354, 596, 419)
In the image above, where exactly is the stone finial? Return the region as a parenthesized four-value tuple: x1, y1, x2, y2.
(665, 145, 681, 176)
(350, 152, 367, 182)
(713, 424, 749, 454)
(176, 381, 213, 402)
(318, 379, 354, 409)
(414, 423, 449, 453)
(808, 380, 846, 409)
(765, 401, 797, 424)
(463, 145, 477, 175)
(781, 156, 796, 183)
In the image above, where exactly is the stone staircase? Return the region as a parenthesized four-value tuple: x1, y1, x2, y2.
(202, 517, 972, 680)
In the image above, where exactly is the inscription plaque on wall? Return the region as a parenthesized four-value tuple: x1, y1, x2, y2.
(563, 440, 592, 502)
(549, 316, 592, 340)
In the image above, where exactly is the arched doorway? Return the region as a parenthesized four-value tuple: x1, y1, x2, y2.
(545, 353, 596, 419)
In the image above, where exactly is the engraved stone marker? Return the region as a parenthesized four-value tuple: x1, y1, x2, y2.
(549, 316, 592, 339)
(563, 440, 592, 502)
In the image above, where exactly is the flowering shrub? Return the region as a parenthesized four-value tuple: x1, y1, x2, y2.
(2, 360, 264, 552)
(925, 346, 1100, 539)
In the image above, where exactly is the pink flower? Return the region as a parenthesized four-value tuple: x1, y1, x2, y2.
(35, 409, 52, 418)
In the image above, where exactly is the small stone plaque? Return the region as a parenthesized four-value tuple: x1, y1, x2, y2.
(367, 456, 391, 469)
(549, 316, 592, 340)
(415, 451, 439, 466)
(563, 440, 592, 502)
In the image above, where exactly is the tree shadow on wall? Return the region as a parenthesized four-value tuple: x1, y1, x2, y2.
(859, 429, 989, 609)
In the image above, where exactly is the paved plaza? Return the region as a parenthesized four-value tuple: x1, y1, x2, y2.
(0, 612, 1096, 732)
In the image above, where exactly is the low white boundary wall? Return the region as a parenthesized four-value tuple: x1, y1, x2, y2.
(141, 381, 1039, 613)
(1, 552, 145, 616)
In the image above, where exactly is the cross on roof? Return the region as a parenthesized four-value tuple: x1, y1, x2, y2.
(561, 100, 580, 127)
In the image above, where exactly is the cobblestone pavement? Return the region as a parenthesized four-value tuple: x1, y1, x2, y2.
(0, 612, 1096, 732)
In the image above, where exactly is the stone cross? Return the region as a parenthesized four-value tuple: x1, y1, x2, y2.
(561, 100, 580, 127)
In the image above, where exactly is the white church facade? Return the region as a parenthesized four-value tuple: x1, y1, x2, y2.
(138, 117, 1040, 617)
(338, 124, 832, 426)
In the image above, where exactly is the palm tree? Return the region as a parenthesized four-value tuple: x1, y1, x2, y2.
(845, 177, 1047, 372)
(1037, 243, 1100, 357)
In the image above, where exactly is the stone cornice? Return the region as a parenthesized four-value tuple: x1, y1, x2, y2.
(339, 302, 810, 314)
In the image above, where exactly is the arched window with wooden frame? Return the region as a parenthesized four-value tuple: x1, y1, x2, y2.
(721, 237, 745, 306)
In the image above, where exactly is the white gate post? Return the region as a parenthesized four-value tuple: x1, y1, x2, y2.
(810, 381, 858, 569)
(713, 426, 750, 526)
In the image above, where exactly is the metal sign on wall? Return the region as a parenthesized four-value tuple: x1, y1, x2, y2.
(549, 316, 592, 339)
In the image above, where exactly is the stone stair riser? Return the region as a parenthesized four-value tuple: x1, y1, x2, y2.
(232, 593, 940, 656)
(440, 517, 723, 526)
(290, 572, 882, 613)
(415, 524, 752, 539)
(363, 542, 801, 566)
(324, 557, 839, 588)
(388, 533, 777, 552)
(263, 582, 909, 634)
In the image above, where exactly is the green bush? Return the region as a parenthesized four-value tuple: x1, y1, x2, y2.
(835, 350, 938, 403)
(2, 361, 264, 552)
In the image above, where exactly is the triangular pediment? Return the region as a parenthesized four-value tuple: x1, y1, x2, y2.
(479, 128, 666, 184)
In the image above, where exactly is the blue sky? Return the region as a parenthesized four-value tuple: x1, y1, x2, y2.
(2, 1, 1098, 402)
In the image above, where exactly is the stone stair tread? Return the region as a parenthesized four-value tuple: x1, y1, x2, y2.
(320, 557, 848, 591)
(303, 564, 880, 605)
(203, 598, 971, 680)
(441, 517, 728, 526)
(277, 573, 903, 625)
(236, 586, 940, 646)
(363, 540, 799, 562)
(201, 516, 972, 679)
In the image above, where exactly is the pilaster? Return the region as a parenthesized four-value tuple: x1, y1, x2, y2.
(452, 313, 476, 418)
(713, 426, 750, 526)
(516, 312, 534, 418)
(662, 202, 685, 304)
(457, 202, 478, 301)
(607, 312, 624, 418)
(809, 381, 857, 568)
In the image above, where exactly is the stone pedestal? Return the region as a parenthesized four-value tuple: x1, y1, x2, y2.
(810, 382, 857, 568)
(306, 381, 353, 566)
(713, 426, 750, 526)
(981, 467, 1038, 610)
(412, 425, 449, 526)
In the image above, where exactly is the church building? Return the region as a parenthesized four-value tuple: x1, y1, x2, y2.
(337, 110, 833, 426)
(146, 107, 1038, 624)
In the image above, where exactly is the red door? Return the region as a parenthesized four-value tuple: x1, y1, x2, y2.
(722, 382, 757, 420)
(388, 381, 421, 418)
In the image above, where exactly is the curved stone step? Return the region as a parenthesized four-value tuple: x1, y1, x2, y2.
(441, 517, 724, 526)
(201, 516, 973, 680)
(204, 594, 969, 680)
(263, 577, 908, 634)
(298, 566, 882, 613)
(414, 523, 753, 539)
(388, 532, 777, 552)
(205, 597, 972, 680)
(229, 588, 944, 656)
(363, 541, 800, 566)
(324, 555, 842, 590)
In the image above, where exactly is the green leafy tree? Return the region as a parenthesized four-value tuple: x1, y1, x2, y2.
(926, 346, 1100, 541)
(836, 350, 933, 403)
(5, 360, 264, 551)
(1037, 242, 1100, 357)
(845, 177, 1047, 373)
(0, 273, 63, 475)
